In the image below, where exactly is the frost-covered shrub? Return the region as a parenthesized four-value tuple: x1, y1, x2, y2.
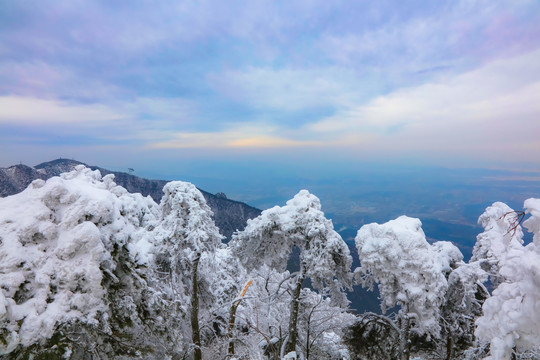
(436, 260, 489, 360)
(197, 247, 247, 358)
(0, 166, 183, 359)
(343, 312, 401, 360)
(231, 190, 352, 300)
(472, 202, 524, 286)
(296, 288, 355, 360)
(216, 266, 292, 360)
(475, 199, 540, 360)
(149, 180, 235, 360)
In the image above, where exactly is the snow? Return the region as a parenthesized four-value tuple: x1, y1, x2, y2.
(156, 180, 223, 254)
(355, 216, 461, 338)
(4, 165, 540, 359)
(0, 168, 358, 359)
(283, 351, 297, 359)
(231, 189, 352, 299)
(475, 199, 540, 360)
(472, 202, 524, 286)
(524, 198, 540, 246)
(0, 165, 165, 355)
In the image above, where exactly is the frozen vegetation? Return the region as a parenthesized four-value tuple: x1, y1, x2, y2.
(1, 165, 540, 359)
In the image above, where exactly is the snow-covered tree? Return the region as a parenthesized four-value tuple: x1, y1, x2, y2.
(222, 266, 353, 360)
(296, 287, 355, 359)
(233, 266, 294, 359)
(196, 247, 248, 359)
(471, 202, 524, 286)
(150, 181, 224, 360)
(343, 312, 401, 360)
(437, 260, 488, 360)
(475, 199, 540, 360)
(230, 190, 353, 356)
(0, 166, 186, 359)
(355, 216, 461, 360)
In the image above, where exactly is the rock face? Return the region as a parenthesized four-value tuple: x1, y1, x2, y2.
(0, 159, 261, 240)
(0, 164, 48, 196)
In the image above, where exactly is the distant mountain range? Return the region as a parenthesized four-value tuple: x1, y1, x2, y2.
(0, 158, 261, 240)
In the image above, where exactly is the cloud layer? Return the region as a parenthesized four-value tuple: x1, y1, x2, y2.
(1, 0, 539, 168)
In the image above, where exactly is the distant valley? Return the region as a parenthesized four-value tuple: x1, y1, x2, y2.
(202, 163, 540, 260)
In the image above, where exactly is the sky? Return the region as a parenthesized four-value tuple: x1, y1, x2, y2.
(1, 0, 540, 188)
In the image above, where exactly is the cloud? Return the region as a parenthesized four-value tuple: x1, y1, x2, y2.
(0, 1, 337, 63)
(149, 124, 323, 149)
(0, 94, 196, 122)
(122, 97, 197, 125)
(208, 67, 371, 111)
(317, 0, 540, 85)
(3, 48, 539, 165)
(307, 49, 540, 161)
(0, 61, 123, 101)
(32, 47, 532, 160)
(1, 0, 539, 168)
(0, 95, 200, 150)
(0, 96, 127, 124)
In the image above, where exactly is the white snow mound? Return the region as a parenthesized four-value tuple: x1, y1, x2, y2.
(0, 165, 159, 353)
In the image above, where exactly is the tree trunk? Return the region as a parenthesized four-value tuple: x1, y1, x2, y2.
(399, 311, 410, 360)
(227, 280, 252, 357)
(285, 266, 307, 355)
(191, 254, 202, 360)
(305, 325, 310, 360)
(445, 334, 453, 360)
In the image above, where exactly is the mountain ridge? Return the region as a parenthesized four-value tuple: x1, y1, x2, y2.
(0, 158, 261, 240)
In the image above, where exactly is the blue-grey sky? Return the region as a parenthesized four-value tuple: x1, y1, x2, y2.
(1, 0, 540, 176)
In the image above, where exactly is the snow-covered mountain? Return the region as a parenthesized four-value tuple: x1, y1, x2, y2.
(0, 159, 261, 240)
(2, 162, 540, 359)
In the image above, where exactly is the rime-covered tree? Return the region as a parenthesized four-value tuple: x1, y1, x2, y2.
(230, 190, 353, 357)
(195, 247, 247, 359)
(475, 199, 540, 360)
(151, 181, 223, 360)
(355, 216, 462, 360)
(0, 166, 185, 359)
(296, 288, 355, 359)
(471, 202, 524, 286)
(437, 259, 488, 360)
(223, 265, 353, 360)
(343, 312, 401, 360)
